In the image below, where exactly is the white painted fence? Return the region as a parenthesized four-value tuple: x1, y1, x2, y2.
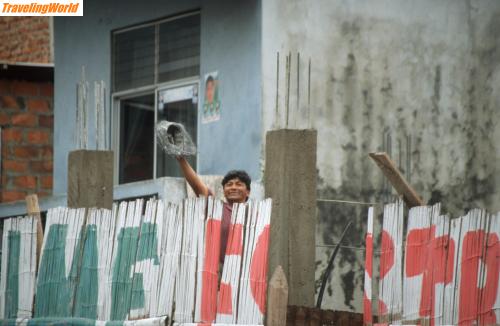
(365, 201, 500, 325)
(0, 197, 271, 326)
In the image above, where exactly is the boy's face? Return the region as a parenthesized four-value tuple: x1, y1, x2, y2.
(223, 178, 250, 204)
(205, 80, 215, 103)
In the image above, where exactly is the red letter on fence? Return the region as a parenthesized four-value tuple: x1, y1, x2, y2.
(405, 225, 455, 323)
(459, 231, 500, 326)
(200, 219, 221, 322)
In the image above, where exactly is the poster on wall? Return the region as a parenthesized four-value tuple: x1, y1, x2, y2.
(202, 71, 220, 124)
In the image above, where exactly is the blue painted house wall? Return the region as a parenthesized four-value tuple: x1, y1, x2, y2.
(53, 0, 262, 195)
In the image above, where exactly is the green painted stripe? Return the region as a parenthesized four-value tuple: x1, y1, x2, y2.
(4, 230, 20, 318)
(73, 225, 99, 319)
(110, 227, 140, 320)
(34, 224, 71, 317)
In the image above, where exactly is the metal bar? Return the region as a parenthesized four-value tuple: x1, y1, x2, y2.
(317, 198, 379, 206)
(275, 52, 279, 129)
(308, 58, 311, 128)
(113, 10, 201, 35)
(296, 52, 300, 128)
(112, 76, 199, 98)
(316, 221, 352, 308)
(286, 52, 292, 128)
(315, 244, 381, 253)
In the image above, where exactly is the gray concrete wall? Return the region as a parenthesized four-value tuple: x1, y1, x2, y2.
(265, 129, 317, 306)
(262, 0, 500, 312)
(53, 0, 262, 196)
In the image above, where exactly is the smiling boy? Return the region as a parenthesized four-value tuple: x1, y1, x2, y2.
(176, 156, 251, 263)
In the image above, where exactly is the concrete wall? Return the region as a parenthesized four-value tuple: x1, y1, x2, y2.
(53, 0, 261, 195)
(262, 0, 500, 312)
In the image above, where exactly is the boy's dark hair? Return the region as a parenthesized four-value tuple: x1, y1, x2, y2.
(206, 75, 214, 85)
(222, 170, 251, 190)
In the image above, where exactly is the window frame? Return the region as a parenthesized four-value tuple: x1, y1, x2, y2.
(111, 10, 200, 93)
(111, 11, 201, 186)
(112, 77, 200, 185)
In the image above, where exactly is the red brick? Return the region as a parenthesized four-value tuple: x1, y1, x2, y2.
(27, 99, 49, 112)
(1, 95, 20, 109)
(14, 176, 37, 189)
(39, 115, 53, 128)
(0, 112, 10, 124)
(26, 130, 50, 144)
(2, 128, 22, 142)
(41, 146, 53, 159)
(40, 83, 53, 97)
(11, 113, 37, 127)
(1, 191, 27, 203)
(41, 175, 52, 189)
(12, 81, 38, 96)
(37, 191, 51, 198)
(3, 160, 28, 173)
(0, 80, 11, 94)
(13, 146, 40, 159)
(31, 160, 52, 173)
(2, 145, 11, 158)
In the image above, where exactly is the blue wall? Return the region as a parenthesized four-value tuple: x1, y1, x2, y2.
(53, 0, 262, 194)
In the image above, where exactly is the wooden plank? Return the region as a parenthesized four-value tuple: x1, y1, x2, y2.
(363, 207, 374, 326)
(369, 152, 424, 208)
(431, 211, 451, 326)
(129, 198, 161, 320)
(240, 199, 272, 324)
(19, 216, 37, 318)
(216, 203, 245, 324)
(266, 265, 288, 326)
(100, 203, 118, 320)
(238, 201, 258, 324)
(491, 212, 500, 322)
(403, 205, 434, 322)
(156, 201, 183, 318)
(108, 199, 144, 320)
(175, 198, 205, 322)
(25, 194, 44, 271)
(0, 218, 12, 318)
(378, 200, 404, 322)
(442, 216, 461, 325)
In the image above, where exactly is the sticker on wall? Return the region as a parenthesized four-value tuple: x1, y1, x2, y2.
(202, 72, 221, 124)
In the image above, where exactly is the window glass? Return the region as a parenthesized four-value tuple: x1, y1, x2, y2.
(156, 85, 198, 177)
(119, 94, 155, 183)
(113, 26, 155, 92)
(113, 13, 200, 184)
(158, 14, 200, 82)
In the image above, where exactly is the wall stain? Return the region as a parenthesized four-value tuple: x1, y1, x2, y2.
(310, 3, 500, 313)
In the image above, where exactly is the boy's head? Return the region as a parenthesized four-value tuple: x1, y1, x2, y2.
(221, 170, 251, 203)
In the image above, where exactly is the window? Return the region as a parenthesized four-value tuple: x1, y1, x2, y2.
(112, 12, 200, 184)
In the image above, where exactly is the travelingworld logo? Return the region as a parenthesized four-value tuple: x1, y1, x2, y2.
(1, 0, 82, 16)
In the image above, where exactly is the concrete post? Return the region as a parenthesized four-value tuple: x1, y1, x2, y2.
(264, 129, 317, 307)
(67, 150, 113, 209)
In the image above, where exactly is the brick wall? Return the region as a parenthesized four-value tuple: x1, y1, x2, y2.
(0, 17, 52, 63)
(0, 79, 53, 203)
